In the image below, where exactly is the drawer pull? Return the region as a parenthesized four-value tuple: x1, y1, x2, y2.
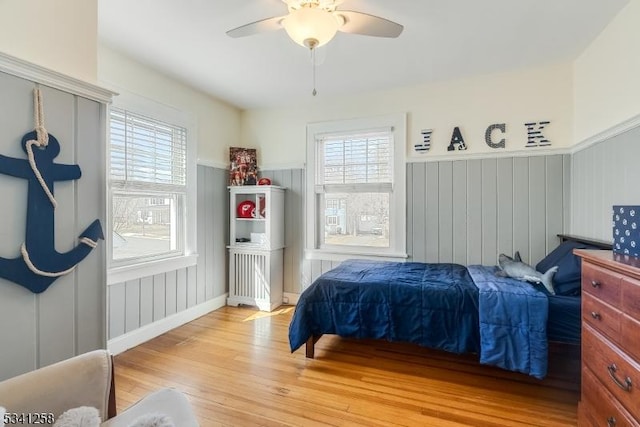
(607, 416, 616, 427)
(591, 280, 601, 288)
(590, 311, 601, 320)
(607, 364, 632, 392)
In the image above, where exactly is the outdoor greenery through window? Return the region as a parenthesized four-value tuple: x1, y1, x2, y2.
(109, 108, 187, 264)
(317, 131, 393, 249)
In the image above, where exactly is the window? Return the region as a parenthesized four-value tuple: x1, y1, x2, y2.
(326, 216, 339, 226)
(306, 114, 407, 260)
(109, 107, 189, 266)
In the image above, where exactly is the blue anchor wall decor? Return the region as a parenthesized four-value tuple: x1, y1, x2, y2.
(0, 126, 103, 293)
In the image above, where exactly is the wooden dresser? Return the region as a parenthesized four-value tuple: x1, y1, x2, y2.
(575, 250, 640, 426)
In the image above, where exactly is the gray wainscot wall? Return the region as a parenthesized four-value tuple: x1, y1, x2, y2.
(0, 56, 113, 381)
(106, 122, 640, 352)
(571, 121, 640, 241)
(262, 154, 571, 298)
(107, 165, 228, 351)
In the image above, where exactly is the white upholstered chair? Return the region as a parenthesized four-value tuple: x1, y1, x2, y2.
(0, 350, 199, 426)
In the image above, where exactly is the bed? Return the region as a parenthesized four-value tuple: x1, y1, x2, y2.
(289, 235, 611, 379)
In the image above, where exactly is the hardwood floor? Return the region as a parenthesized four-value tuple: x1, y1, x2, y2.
(113, 306, 579, 426)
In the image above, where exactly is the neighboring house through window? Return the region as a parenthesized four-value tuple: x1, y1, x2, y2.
(306, 114, 407, 260)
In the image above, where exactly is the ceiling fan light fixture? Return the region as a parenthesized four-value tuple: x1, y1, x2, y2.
(282, 7, 339, 49)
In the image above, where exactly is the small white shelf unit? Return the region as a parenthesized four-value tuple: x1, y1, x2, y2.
(227, 185, 285, 311)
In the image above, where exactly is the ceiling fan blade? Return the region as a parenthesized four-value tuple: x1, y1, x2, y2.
(336, 10, 403, 38)
(226, 16, 285, 38)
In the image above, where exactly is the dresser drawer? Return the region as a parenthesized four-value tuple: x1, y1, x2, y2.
(620, 313, 640, 362)
(582, 325, 640, 421)
(580, 366, 640, 427)
(583, 292, 621, 343)
(582, 262, 622, 307)
(622, 277, 640, 321)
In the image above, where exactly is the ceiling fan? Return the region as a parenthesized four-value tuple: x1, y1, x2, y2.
(227, 0, 404, 50)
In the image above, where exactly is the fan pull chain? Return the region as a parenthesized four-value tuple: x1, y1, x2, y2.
(311, 48, 317, 96)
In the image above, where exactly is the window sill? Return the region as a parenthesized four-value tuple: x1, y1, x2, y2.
(107, 253, 199, 285)
(305, 249, 408, 263)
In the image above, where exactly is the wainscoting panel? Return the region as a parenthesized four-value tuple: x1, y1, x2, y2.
(140, 276, 153, 327)
(571, 124, 640, 241)
(125, 279, 140, 331)
(259, 169, 305, 294)
(108, 266, 197, 340)
(301, 259, 342, 290)
(198, 166, 223, 301)
(466, 160, 483, 264)
(279, 154, 569, 295)
(496, 158, 514, 259)
(107, 165, 228, 342)
(407, 155, 569, 267)
(0, 70, 109, 380)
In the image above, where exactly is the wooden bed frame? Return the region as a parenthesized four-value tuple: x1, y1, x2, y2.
(556, 233, 612, 249)
(304, 234, 613, 361)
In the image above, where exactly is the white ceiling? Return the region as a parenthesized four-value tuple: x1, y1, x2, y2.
(98, 0, 629, 110)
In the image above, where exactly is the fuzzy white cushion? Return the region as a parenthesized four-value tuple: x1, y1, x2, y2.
(53, 407, 101, 427)
(128, 414, 175, 427)
(51, 407, 175, 427)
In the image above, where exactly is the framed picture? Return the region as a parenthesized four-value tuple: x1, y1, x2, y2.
(229, 147, 258, 185)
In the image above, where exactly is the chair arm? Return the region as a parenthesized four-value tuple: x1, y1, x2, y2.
(100, 389, 199, 427)
(0, 350, 113, 423)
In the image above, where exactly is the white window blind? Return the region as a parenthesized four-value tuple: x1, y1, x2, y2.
(319, 132, 392, 185)
(316, 130, 393, 196)
(110, 108, 187, 189)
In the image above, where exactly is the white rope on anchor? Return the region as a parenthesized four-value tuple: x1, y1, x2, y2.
(21, 237, 99, 278)
(79, 237, 98, 249)
(26, 88, 57, 208)
(21, 243, 76, 277)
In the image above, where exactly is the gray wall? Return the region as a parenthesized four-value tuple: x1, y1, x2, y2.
(258, 169, 305, 294)
(407, 155, 570, 266)
(0, 73, 107, 380)
(107, 165, 228, 340)
(264, 154, 570, 294)
(571, 124, 640, 242)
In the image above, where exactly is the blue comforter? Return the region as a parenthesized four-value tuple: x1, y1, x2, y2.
(289, 260, 480, 355)
(289, 260, 550, 379)
(467, 265, 548, 379)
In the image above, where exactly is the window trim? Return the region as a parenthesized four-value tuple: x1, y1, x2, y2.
(106, 89, 198, 279)
(305, 113, 407, 261)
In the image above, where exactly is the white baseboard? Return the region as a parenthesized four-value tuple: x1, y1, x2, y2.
(107, 294, 227, 355)
(283, 292, 300, 305)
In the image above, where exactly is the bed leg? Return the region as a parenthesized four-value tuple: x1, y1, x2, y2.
(306, 336, 315, 358)
(305, 335, 322, 358)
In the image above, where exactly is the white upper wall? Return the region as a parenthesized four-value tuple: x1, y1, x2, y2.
(0, 0, 97, 83)
(574, 0, 640, 143)
(241, 62, 573, 168)
(1, 0, 632, 162)
(98, 45, 241, 166)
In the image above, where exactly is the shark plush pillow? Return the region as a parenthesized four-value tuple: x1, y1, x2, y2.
(497, 251, 558, 295)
